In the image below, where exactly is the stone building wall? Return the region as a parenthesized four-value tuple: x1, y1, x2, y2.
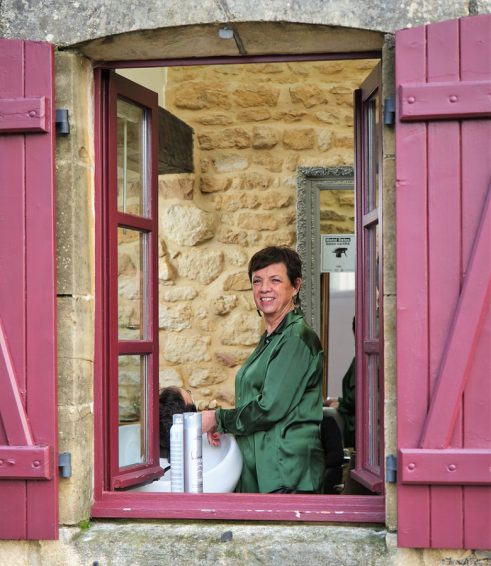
(1, 8, 489, 563)
(154, 59, 376, 410)
(55, 52, 96, 525)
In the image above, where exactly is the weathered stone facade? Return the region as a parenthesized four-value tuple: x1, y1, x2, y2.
(1, 1, 490, 564)
(55, 52, 96, 527)
(0, 0, 478, 44)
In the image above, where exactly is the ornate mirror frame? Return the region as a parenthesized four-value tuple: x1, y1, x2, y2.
(296, 165, 355, 334)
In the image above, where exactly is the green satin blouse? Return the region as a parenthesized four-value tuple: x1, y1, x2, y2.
(215, 310, 325, 493)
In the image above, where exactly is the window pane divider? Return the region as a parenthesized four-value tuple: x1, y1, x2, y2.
(118, 341, 155, 355)
(116, 211, 153, 232)
(363, 340, 380, 353)
(362, 208, 379, 227)
(111, 464, 164, 490)
(350, 468, 383, 493)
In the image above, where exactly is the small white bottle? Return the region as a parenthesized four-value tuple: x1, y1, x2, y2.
(170, 413, 184, 493)
(183, 412, 203, 493)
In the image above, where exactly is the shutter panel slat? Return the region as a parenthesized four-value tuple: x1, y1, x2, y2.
(395, 23, 431, 549)
(0, 36, 29, 542)
(400, 449, 491, 484)
(24, 39, 58, 541)
(396, 14, 491, 550)
(0, 38, 58, 540)
(0, 446, 53, 480)
(399, 81, 491, 120)
(426, 19, 463, 549)
(460, 14, 491, 550)
(0, 97, 48, 133)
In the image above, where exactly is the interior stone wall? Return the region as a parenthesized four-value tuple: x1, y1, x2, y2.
(151, 59, 377, 410)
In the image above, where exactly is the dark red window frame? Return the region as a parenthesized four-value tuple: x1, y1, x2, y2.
(353, 63, 385, 493)
(108, 73, 162, 489)
(95, 70, 162, 494)
(92, 56, 385, 522)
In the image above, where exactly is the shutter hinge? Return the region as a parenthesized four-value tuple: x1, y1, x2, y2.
(55, 109, 70, 135)
(383, 97, 396, 125)
(386, 454, 397, 483)
(58, 452, 72, 478)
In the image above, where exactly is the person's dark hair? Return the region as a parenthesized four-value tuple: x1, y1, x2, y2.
(159, 386, 196, 458)
(248, 246, 302, 288)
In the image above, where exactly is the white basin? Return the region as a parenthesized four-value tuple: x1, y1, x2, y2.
(202, 433, 243, 493)
(123, 430, 243, 493)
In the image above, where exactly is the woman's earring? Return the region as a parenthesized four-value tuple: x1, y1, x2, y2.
(256, 309, 262, 317)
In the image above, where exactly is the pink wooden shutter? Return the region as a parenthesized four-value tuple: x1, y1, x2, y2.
(0, 39, 58, 540)
(396, 15, 491, 549)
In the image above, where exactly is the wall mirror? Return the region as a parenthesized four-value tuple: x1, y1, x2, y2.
(296, 166, 355, 398)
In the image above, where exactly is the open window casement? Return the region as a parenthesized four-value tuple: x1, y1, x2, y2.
(104, 72, 162, 490)
(0, 39, 58, 540)
(92, 63, 387, 520)
(354, 62, 385, 494)
(395, 14, 491, 550)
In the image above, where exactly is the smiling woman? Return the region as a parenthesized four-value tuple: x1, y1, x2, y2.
(250, 248, 301, 335)
(201, 246, 326, 493)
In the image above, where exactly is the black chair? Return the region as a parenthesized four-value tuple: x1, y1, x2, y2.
(320, 413, 345, 494)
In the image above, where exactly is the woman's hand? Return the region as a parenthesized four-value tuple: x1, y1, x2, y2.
(201, 410, 221, 446)
(207, 431, 221, 447)
(324, 397, 340, 409)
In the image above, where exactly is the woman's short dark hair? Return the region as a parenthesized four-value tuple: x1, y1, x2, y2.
(248, 246, 302, 286)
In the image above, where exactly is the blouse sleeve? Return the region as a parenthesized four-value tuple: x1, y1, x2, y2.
(216, 335, 322, 436)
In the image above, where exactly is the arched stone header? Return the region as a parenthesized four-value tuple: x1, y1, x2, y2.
(1, 0, 473, 48)
(76, 23, 384, 62)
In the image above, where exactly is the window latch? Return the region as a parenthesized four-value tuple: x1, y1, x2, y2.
(56, 108, 70, 135)
(386, 454, 397, 483)
(59, 452, 72, 478)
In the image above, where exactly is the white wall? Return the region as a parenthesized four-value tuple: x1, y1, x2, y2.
(327, 273, 355, 399)
(117, 67, 167, 106)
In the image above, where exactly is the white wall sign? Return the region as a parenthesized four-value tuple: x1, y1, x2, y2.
(321, 234, 355, 272)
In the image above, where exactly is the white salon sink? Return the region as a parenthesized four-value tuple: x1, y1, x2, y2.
(119, 424, 242, 493)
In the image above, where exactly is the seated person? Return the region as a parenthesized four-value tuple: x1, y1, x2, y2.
(326, 357, 355, 448)
(158, 386, 196, 459)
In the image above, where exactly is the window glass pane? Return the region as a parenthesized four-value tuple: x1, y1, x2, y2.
(366, 95, 379, 213)
(118, 355, 148, 468)
(367, 354, 381, 469)
(319, 188, 355, 234)
(367, 223, 380, 340)
(118, 227, 148, 340)
(117, 98, 147, 216)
